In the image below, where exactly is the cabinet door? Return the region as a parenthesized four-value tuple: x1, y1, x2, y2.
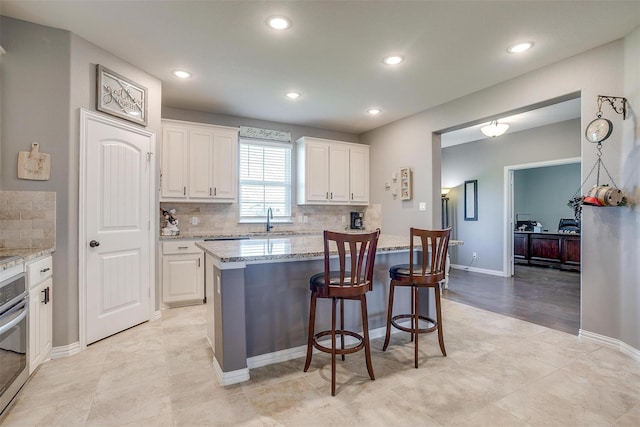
(349, 145, 369, 204)
(41, 279, 52, 366)
(28, 278, 52, 374)
(162, 253, 204, 304)
(305, 142, 330, 202)
(212, 129, 238, 200)
(189, 128, 215, 199)
(161, 126, 189, 198)
(329, 144, 350, 202)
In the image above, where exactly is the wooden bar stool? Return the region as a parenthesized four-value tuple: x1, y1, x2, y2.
(382, 227, 451, 368)
(303, 229, 380, 396)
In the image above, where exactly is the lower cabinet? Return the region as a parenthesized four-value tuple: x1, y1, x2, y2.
(27, 255, 53, 374)
(162, 241, 204, 305)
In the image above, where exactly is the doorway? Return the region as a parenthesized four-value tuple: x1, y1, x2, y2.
(439, 97, 583, 334)
(503, 157, 581, 277)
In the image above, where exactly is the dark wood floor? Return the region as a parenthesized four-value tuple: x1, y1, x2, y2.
(443, 265, 580, 335)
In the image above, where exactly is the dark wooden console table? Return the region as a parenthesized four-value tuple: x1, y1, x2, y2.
(514, 232, 580, 272)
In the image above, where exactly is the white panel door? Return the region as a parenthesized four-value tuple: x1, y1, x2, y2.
(83, 111, 153, 345)
(329, 144, 350, 202)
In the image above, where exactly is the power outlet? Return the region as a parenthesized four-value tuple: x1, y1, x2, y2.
(191, 216, 199, 225)
(472, 252, 477, 259)
(341, 215, 346, 223)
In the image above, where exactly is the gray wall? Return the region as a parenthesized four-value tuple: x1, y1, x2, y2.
(442, 119, 580, 271)
(514, 163, 581, 232)
(1, 17, 73, 345)
(0, 17, 162, 347)
(361, 37, 640, 350)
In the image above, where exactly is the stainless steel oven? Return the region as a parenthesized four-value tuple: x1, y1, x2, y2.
(0, 264, 28, 416)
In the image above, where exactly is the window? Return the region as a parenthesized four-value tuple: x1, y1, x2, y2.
(239, 139, 292, 221)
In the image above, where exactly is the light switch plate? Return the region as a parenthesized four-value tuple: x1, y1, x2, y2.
(419, 202, 426, 211)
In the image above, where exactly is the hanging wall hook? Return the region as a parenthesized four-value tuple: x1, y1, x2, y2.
(597, 95, 628, 120)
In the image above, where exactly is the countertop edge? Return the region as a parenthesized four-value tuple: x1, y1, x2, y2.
(0, 247, 56, 271)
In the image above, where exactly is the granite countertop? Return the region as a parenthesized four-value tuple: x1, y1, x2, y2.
(159, 229, 374, 241)
(196, 234, 463, 265)
(0, 247, 56, 271)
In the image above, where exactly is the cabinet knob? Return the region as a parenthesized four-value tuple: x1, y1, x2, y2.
(40, 267, 51, 273)
(89, 240, 100, 248)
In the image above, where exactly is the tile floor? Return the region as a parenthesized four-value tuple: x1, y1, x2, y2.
(3, 300, 640, 426)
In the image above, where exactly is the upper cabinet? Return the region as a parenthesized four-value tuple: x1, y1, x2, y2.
(161, 120, 238, 202)
(296, 136, 369, 205)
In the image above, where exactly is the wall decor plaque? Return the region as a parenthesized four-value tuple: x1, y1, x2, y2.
(239, 126, 291, 142)
(96, 64, 147, 126)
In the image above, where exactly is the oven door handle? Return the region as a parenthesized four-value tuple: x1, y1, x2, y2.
(0, 300, 28, 335)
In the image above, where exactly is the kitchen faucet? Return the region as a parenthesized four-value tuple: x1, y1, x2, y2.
(266, 207, 274, 233)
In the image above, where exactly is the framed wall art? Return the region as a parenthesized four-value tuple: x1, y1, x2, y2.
(96, 64, 147, 126)
(464, 179, 478, 221)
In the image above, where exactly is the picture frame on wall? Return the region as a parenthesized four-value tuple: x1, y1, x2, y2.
(96, 64, 147, 126)
(464, 179, 478, 221)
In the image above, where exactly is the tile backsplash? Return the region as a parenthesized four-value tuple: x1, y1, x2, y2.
(160, 202, 382, 237)
(0, 191, 56, 249)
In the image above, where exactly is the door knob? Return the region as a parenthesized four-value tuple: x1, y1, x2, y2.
(89, 240, 100, 248)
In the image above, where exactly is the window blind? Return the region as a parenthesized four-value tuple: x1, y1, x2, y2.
(239, 139, 292, 219)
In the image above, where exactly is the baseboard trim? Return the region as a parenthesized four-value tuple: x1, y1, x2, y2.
(212, 356, 250, 386)
(51, 341, 82, 359)
(153, 310, 162, 321)
(450, 264, 504, 277)
(579, 329, 640, 362)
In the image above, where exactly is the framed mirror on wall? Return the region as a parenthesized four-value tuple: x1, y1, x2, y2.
(464, 180, 478, 221)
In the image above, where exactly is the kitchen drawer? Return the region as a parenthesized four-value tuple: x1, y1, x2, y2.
(163, 240, 202, 255)
(27, 255, 53, 287)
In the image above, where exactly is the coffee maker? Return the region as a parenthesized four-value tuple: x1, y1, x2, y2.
(350, 212, 364, 230)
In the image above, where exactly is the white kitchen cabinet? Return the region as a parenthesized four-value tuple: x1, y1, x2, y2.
(161, 125, 189, 199)
(27, 255, 53, 374)
(349, 144, 369, 204)
(162, 241, 204, 305)
(161, 119, 238, 202)
(297, 136, 369, 205)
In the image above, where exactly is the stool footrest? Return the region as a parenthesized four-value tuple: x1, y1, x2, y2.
(312, 330, 365, 355)
(390, 314, 437, 334)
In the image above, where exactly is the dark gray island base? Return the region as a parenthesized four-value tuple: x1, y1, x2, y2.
(197, 234, 462, 385)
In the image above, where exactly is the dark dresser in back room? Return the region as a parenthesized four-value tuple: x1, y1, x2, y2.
(514, 231, 580, 271)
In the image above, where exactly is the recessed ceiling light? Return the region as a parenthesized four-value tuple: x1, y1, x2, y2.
(267, 16, 291, 30)
(507, 42, 534, 54)
(173, 70, 191, 79)
(383, 55, 404, 65)
(367, 108, 381, 115)
(285, 91, 301, 99)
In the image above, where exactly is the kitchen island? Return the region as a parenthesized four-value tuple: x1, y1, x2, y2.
(196, 233, 462, 385)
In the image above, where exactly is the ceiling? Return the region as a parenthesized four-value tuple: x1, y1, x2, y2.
(441, 97, 581, 147)
(2, 1, 640, 135)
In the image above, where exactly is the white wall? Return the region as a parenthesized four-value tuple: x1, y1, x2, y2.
(618, 26, 640, 350)
(362, 38, 639, 349)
